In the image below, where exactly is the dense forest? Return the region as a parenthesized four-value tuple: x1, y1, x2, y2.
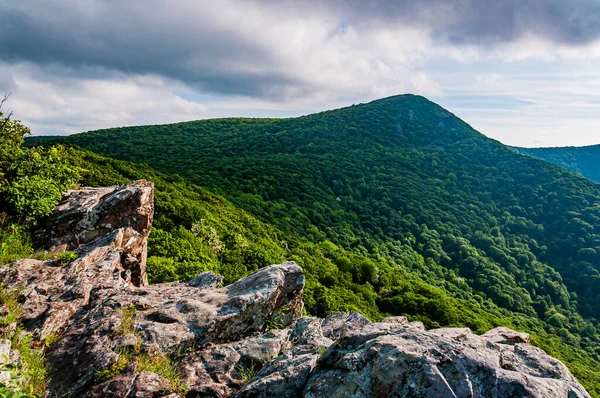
(18, 94, 600, 394)
(515, 145, 600, 183)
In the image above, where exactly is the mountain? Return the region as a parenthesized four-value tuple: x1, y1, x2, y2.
(31, 94, 600, 394)
(515, 145, 600, 183)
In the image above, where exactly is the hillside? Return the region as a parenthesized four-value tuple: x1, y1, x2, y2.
(515, 145, 600, 183)
(63, 148, 600, 394)
(31, 94, 600, 393)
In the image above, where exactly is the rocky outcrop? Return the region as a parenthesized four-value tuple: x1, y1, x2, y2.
(299, 323, 588, 398)
(36, 180, 154, 286)
(0, 181, 590, 397)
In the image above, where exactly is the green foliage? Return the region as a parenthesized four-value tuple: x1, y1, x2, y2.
(113, 306, 136, 337)
(56, 251, 78, 266)
(0, 359, 41, 398)
(0, 227, 33, 266)
(0, 100, 78, 223)
(94, 355, 130, 382)
(0, 224, 53, 267)
(233, 363, 256, 385)
(136, 354, 187, 394)
(52, 147, 600, 393)
(264, 314, 287, 332)
(0, 287, 47, 395)
(515, 145, 600, 183)
(318, 346, 326, 357)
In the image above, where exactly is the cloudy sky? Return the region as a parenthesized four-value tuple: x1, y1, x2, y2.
(1, 0, 600, 147)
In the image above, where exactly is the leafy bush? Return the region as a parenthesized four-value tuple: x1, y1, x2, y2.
(57, 251, 78, 266)
(0, 99, 78, 223)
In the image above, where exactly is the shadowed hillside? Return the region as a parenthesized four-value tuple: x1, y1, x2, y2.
(515, 145, 600, 183)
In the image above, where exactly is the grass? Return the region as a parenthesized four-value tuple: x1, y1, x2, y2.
(264, 317, 286, 333)
(95, 353, 187, 394)
(318, 346, 326, 357)
(233, 363, 256, 385)
(42, 332, 61, 348)
(113, 305, 136, 337)
(56, 251, 78, 266)
(0, 285, 48, 395)
(96, 305, 187, 394)
(264, 305, 293, 332)
(0, 226, 52, 266)
(96, 305, 139, 381)
(94, 354, 131, 382)
(136, 354, 187, 394)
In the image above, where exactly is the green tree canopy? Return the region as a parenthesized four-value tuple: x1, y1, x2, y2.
(0, 95, 78, 221)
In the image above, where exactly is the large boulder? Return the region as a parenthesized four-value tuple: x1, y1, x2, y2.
(45, 262, 304, 396)
(36, 180, 154, 286)
(238, 320, 590, 398)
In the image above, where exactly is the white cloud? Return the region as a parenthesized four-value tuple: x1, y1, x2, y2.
(1, 63, 208, 135)
(2, 0, 600, 146)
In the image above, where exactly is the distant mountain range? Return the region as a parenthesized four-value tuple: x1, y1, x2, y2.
(29, 94, 600, 394)
(515, 145, 600, 183)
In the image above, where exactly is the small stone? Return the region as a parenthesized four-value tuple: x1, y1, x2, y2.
(482, 326, 530, 345)
(321, 312, 371, 340)
(113, 334, 139, 351)
(380, 316, 408, 325)
(189, 272, 224, 289)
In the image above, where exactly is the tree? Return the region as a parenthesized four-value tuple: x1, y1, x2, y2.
(0, 94, 79, 222)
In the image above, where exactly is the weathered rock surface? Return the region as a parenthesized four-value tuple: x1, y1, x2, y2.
(300, 324, 588, 398)
(0, 181, 590, 397)
(37, 180, 154, 286)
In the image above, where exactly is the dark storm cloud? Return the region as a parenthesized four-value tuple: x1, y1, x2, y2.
(324, 0, 600, 45)
(1, 0, 600, 99)
(0, 1, 306, 98)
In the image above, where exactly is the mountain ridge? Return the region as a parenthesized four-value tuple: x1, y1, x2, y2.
(514, 144, 600, 183)
(26, 94, 600, 394)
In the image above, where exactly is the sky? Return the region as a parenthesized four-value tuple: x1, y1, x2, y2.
(1, 0, 600, 147)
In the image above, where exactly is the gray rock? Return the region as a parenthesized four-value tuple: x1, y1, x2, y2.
(189, 271, 224, 289)
(37, 180, 154, 286)
(235, 352, 319, 398)
(85, 371, 171, 397)
(85, 372, 137, 397)
(301, 323, 589, 398)
(47, 262, 304, 396)
(0, 229, 132, 340)
(321, 312, 371, 340)
(234, 316, 332, 398)
(113, 333, 140, 352)
(380, 316, 408, 324)
(482, 326, 531, 344)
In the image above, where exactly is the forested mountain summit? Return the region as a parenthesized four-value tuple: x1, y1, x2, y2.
(515, 144, 600, 183)
(30, 94, 600, 393)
